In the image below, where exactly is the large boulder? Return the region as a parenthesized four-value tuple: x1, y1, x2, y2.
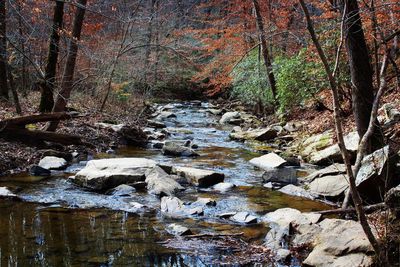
(38, 156, 68, 170)
(300, 131, 334, 158)
(308, 174, 349, 198)
(145, 167, 184, 197)
(229, 127, 278, 142)
(71, 158, 156, 191)
(249, 153, 287, 170)
(162, 141, 199, 157)
(219, 111, 241, 124)
(356, 145, 391, 199)
(309, 132, 359, 165)
(262, 208, 321, 252)
(172, 166, 224, 187)
(301, 219, 374, 267)
(300, 163, 347, 183)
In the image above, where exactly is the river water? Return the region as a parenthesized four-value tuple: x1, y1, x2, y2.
(0, 102, 330, 266)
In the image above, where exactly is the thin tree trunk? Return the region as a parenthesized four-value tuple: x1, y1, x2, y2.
(39, 1, 65, 112)
(7, 65, 22, 114)
(252, 0, 277, 101)
(299, 1, 387, 264)
(16, 0, 27, 92)
(47, 0, 87, 132)
(341, 0, 383, 151)
(144, 0, 156, 76)
(0, 1, 9, 100)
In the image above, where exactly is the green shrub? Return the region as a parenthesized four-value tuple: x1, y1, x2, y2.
(231, 49, 275, 108)
(274, 50, 328, 112)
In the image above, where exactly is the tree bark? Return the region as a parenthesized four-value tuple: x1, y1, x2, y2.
(47, 0, 87, 132)
(340, 0, 383, 151)
(0, 1, 9, 100)
(252, 0, 277, 101)
(39, 1, 65, 112)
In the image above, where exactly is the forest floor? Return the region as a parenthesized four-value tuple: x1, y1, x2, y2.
(0, 92, 149, 175)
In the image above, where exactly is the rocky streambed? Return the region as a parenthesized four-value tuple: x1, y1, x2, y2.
(0, 101, 387, 266)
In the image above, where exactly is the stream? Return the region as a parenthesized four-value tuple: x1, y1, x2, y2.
(0, 102, 330, 266)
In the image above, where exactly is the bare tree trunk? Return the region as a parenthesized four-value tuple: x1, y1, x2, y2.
(16, 0, 27, 92)
(7, 65, 22, 114)
(299, 0, 387, 264)
(39, 1, 65, 112)
(47, 0, 87, 132)
(340, 0, 383, 151)
(252, 0, 277, 101)
(0, 1, 9, 100)
(144, 0, 157, 75)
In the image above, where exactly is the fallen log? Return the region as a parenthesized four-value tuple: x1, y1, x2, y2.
(317, 202, 387, 216)
(0, 112, 83, 129)
(0, 112, 90, 146)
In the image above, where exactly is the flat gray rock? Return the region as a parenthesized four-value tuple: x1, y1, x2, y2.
(72, 158, 156, 191)
(39, 156, 67, 170)
(249, 153, 287, 170)
(308, 174, 349, 197)
(172, 166, 224, 187)
(231, 212, 258, 224)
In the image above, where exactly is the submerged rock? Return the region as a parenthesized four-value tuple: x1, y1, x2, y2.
(72, 158, 156, 191)
(38, 156, 67, 170)
(145, 167, 184, 197)
(162, 141, 199, 157)
(29, 165, 51, 176)
(249, 153, 287, 170)
(172, 166, 224, 187)
(107, 184, 136, 196)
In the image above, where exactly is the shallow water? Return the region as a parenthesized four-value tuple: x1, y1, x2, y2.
(0, 102, 330, 266)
